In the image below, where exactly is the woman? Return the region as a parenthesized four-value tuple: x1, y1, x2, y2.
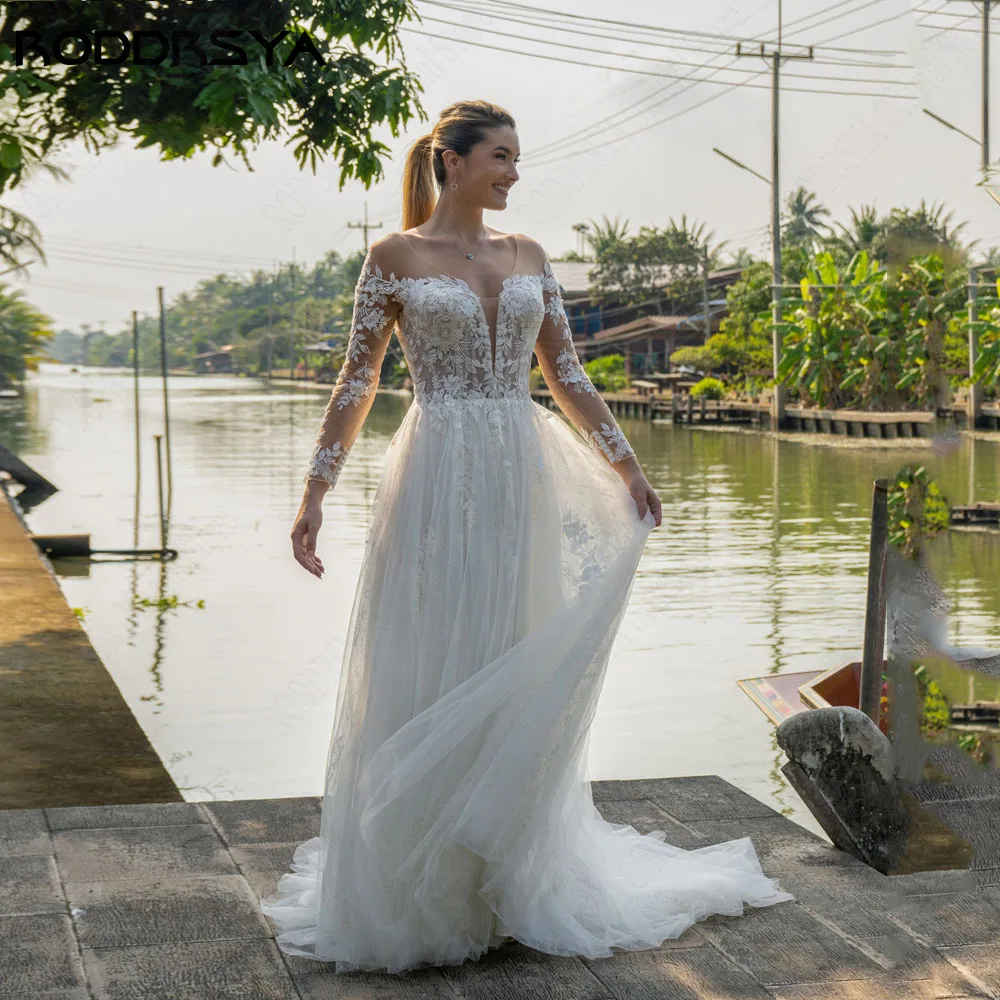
(261, 99, 793, 974)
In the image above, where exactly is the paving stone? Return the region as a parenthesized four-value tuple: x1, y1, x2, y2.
(771, 864, 910, 938)
(0, 809, 51, 857)
(46, 802, 206, 832)
(53, 823, 236, 882)
(439, 939, 611, 1000)
(767, 976, 989, 999)
(228, 842, 298, 900)
(695, 901, 885, 986)
(889, 888, 1000, 949)
(592, 776, 780, 822)
(9, 992, 92, 999)
(583, 940, 774, 999)
(82, 938, 299, 1000)
(202, 797, 321, 846)
(0, 913, 85, 994)
(66, 873, 271, 949)
(921, 800, 1000, 870)
(0, 854, 65, 915)
(852, 931, 982, 992)
(294, 967, 458, 998)
(889, 869, 979, 896)
(594, 800, 710, 850)
(940, 944, 1000, 998)
(684, 815, 844, 877)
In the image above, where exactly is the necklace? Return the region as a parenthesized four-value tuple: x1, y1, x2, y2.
(459, 231, 487, 261)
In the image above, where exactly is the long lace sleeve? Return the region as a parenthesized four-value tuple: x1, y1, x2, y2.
(303, 246, 401, 490)
(534, 256, 636, 466)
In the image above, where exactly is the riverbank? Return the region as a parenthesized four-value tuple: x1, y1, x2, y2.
(0, 482, 180, 810)
(0, 776, 996, 998)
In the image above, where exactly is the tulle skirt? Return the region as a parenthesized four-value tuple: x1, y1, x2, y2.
(259, 394, 793, 973)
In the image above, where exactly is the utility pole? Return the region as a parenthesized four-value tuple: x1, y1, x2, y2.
(969, 267, 984, 426)
(347, 200, 383, 252)
(702, 246, 711, 342)
(736, 0, 814, 429)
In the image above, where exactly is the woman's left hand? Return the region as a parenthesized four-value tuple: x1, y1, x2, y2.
(617, 459, 661, 527)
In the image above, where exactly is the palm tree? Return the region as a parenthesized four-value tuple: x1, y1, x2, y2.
(0, 285, 53, 389)
(0, 159, 70, 277)
(585, 214, 630, 260)
(782, 186, 832, 251)
(828, 203, 881, 261)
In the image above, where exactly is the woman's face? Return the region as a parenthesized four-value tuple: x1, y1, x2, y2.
(450, 124, 520, 211)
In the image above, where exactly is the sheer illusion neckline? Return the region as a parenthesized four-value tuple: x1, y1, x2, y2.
(398, 231, 521, 300)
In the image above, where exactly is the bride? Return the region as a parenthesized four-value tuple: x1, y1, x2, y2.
(262, 98, 793, 974)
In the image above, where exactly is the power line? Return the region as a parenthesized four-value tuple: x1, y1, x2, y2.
(418, 0, 907, 55)
(418, 0, 912, 68)
(400, 26, 917, 99)
(415, 13, 916, 85)
(43, 236, 279, 267)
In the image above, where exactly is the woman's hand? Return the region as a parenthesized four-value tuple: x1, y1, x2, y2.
(291, 493, 326, 578)
(616, 457, 662, 527)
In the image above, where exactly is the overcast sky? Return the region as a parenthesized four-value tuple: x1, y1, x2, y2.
(9, 0, 1000, 332)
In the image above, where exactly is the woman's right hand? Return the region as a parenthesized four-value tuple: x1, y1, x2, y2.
(291, 494, 325, 578)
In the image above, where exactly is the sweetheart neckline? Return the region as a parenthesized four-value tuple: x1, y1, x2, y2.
(395, 272, 548, 376)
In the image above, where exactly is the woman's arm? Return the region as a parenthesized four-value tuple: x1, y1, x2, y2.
(532, 246, 661, 526)
(292, 239, 402, 575)
(302, 240, 402, 500)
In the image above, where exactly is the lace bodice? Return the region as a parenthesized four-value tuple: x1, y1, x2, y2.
(304, 236, 636, 490)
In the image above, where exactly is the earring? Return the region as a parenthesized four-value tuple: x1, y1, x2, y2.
(449, 181, 458, 191)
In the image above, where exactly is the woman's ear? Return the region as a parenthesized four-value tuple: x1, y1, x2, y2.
(441, 148, 461, 179)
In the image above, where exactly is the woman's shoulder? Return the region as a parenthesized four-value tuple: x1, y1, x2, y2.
(504, 232, 548, 270)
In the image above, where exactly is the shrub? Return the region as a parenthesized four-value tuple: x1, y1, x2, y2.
(690, 377, 726, 400)
(584, 353, 629, 392)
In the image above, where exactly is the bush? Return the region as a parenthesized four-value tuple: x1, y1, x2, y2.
(670, 345, 718, 372)
(690, 377, 726, 400)
(584, 353, 628, 392)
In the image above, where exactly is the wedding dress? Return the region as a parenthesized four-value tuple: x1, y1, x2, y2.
(259, 233, 793, 973)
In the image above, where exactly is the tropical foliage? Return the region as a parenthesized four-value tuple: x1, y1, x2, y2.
(587, 214, 728, 315)
(887, 464, 950, 561)
(0, 284, 53, 388)
(774, 251, 968, 410)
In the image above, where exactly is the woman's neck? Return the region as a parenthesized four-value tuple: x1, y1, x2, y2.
(419, 194, 488, 245)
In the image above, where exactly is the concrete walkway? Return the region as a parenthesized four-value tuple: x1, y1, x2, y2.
(0, 484, 180, 809)
(1, 775, 997, 999)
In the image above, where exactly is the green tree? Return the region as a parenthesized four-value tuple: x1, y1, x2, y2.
(0, 284, 53, 388)
(782, 186, 832, 253)
(0, 0, 424, 196)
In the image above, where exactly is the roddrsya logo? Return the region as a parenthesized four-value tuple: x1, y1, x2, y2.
(13, 29, 324, 66)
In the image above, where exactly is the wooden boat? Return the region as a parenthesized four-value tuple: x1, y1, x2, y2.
(738, 659, 889, 734)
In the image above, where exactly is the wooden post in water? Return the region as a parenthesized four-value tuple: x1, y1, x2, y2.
(860, 478, 890, 723)
(686, 393, 695, 423)
(132, 311, 141, 491)
(154, 434, 167, 552)
(157, 287, 173, 518)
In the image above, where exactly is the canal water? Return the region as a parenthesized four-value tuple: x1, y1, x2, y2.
(4, 363, 1000, 838)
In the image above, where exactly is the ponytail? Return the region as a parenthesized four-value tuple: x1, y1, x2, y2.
(402, 134, 437, 232)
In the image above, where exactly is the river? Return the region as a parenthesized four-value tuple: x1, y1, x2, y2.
(4, 362, 999, 838)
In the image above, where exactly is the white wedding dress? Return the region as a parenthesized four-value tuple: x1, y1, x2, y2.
(259, 233, 793, 973)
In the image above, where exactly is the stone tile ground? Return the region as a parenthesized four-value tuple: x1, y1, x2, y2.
(0, 776, 996, 999)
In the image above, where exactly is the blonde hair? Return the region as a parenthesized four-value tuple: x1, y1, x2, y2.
(402, 99, 516, 231)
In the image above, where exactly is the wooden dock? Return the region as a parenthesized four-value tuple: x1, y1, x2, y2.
(951, 502, 1000, 527)
(1, 776, 997, 998)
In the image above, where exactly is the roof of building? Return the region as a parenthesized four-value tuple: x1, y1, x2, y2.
(548, 261, 745, 297)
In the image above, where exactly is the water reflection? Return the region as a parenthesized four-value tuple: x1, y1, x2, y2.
(1, 365, 998, 837)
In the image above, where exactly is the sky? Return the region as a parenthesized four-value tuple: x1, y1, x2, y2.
(9, 0, 1000, 333)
